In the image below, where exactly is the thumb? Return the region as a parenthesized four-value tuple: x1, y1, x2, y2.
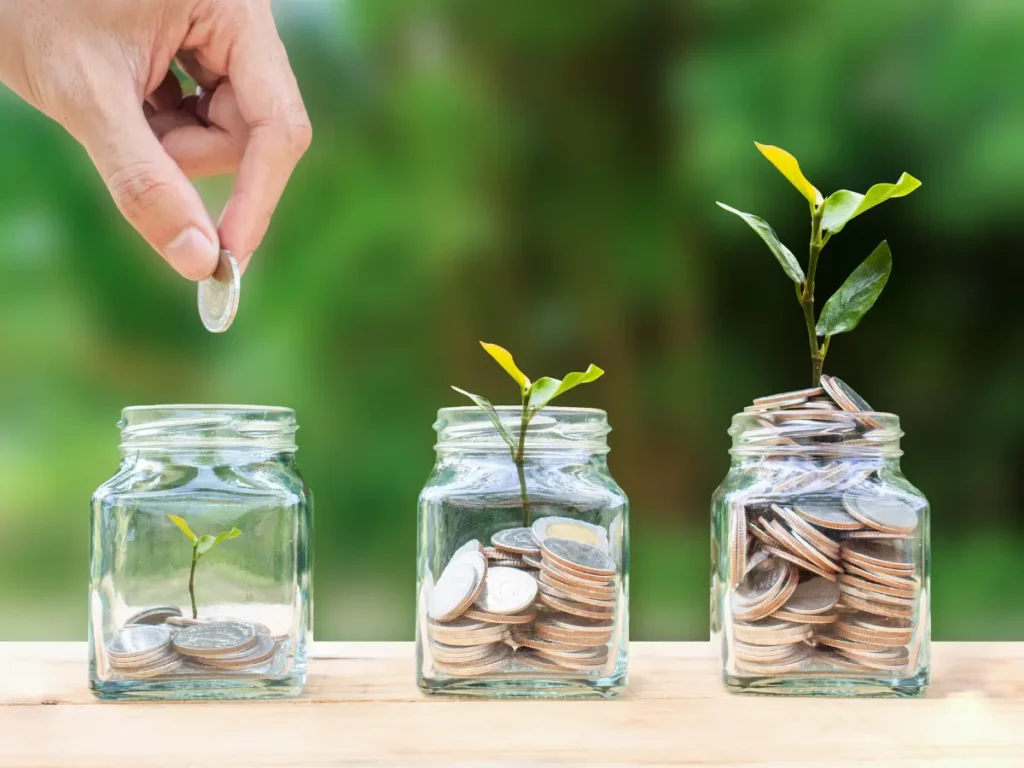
(79, 102, 220, 281)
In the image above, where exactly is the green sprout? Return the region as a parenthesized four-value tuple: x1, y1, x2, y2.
(718, 142, 921, 385)
(167, 514, 242, 619)
(454, 341, 604, 526)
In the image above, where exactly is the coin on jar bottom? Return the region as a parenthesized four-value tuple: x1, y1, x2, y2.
(172, 620, 258, 658)
(515, 649, 575, 673)
(433, 645, 511, 677)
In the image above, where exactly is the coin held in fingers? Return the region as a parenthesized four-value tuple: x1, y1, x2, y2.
(198, 249, 241, 333)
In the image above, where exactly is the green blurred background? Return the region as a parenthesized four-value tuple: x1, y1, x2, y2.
(1, 0, 1021, 641)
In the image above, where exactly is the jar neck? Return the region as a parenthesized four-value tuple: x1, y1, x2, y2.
(434, 406, 611, 458)
(728, 409, 903, 460)
(118, 405, 298, 455)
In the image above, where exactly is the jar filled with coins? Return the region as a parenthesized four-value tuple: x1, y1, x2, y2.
(711, 377, 930, 696)
(417, 407, 629, 697)
(89, 405, 312, 700)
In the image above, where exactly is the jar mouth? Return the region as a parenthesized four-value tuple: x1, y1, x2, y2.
(119, 404, 298, 451)
(729, 409, 903, 458)
(435, 406, 611, 455)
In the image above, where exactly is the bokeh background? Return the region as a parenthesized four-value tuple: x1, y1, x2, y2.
(1, 0, 1022, 640)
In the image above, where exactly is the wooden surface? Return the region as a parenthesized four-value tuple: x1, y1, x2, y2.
(1, 642, 1022, 767)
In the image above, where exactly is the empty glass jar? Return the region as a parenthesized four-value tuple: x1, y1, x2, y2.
(89, 405, 312, 700)
(417, 406, 629, 697)
(711, 396, 930, 696)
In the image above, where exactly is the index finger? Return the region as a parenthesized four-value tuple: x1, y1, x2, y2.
(217, 5, 312, 270)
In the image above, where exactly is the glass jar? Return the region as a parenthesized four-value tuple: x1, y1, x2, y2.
(711, 407, 930, 696)
(89, 405, 312, 700)
(416, 406, 629, 698)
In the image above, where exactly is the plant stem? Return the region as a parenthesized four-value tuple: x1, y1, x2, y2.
(801, 204, 827, 385)
(514, 391, 532, 527)
(188, 549, 199, 619)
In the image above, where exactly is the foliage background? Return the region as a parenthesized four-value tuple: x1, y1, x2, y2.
(0, 0, 1021, 640)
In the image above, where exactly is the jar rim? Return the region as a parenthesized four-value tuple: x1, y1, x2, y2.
(119, 404, 298, 452)
(728, 409, 903, 458)
(434, 406, 611, 455)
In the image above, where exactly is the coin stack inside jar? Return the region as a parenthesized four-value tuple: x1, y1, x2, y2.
(727, 377, 923, 676)
(424, 516, 620, 677)
(105, 605, 283, 678)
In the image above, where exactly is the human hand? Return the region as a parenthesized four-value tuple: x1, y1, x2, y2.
(0, 0, 311, 279)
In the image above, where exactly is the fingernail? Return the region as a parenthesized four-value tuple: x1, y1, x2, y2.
(166, 227, 218, 280)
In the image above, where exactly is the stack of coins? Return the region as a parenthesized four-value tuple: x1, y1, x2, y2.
(423, 517, 621, 678)
(172, 620, 279, 671)
(106, 608, 281, 678)
(726, 376, 923, 676)
(106, 624, 183, 678)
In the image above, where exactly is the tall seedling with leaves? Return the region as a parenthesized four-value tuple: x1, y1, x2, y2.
(454, 342, 604, 526)
(168, 515, 242, 619)
(718, 143, 920, 385)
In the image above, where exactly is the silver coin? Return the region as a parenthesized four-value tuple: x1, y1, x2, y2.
(123, 654, 183, 679)
(491, 527, 541, 555)
(109, 645, 178, 669)
(428, 550, 486, 621)
(733, 557, 788, 607)
(197, 249, 240, 333)
(190, 633, 278, 668)
(783, 576, 841, 615)
(843, 495, 920, 534)
(172, 620, 257, 657)
(124, 605, 182, 626)
(107, 625, 173, 659)
(473, 566, 538, 615)
(542, 538, 616, 575)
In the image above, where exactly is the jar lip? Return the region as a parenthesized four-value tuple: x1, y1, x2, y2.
(434, 406, 611, 455)
(729, 409, 902, 458)
(119, 404, 298, 451)
(438, 406, 608, 417)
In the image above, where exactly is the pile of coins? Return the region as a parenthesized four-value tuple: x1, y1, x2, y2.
(726, 377, 924, 677)
(105, 605, 282, 678)
(424, 516, 620, 677)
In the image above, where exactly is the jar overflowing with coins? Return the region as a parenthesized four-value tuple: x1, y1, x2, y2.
(417, 407, 629, 697)
(89, 406, 312, 700)
(711, 376, 930, 696)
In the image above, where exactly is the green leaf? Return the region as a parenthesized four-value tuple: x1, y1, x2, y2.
(528, 365, 604, 411)
(754, 142, 822, 206)
(167, 514, 197, 543)
(479, 342, 531, 393)
(821, 173, 921, 234)
(717, 202, 805, 284)
(195, 528, 241, 557)
(195, 535, 216, 556)
(816, 241, 893, 337)
(451, 387, 517, 452)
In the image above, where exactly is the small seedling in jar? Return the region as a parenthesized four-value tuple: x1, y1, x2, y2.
(454, 342, 603, 526)
(718, 143, 920, 385)
(167, 514, 242, 619)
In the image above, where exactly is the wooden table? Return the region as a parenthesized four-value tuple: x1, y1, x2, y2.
(1, 642, 1021, 766)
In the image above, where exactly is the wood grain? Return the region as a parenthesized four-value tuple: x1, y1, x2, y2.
(0, 642, 1021, 767)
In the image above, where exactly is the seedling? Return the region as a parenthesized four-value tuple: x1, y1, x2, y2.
(167, 514, 242, 619)
(718, 143, 920, 385)
(454, 342, 604, 525)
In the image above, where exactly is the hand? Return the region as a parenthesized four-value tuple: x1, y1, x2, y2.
(0, 0, 312, 280)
